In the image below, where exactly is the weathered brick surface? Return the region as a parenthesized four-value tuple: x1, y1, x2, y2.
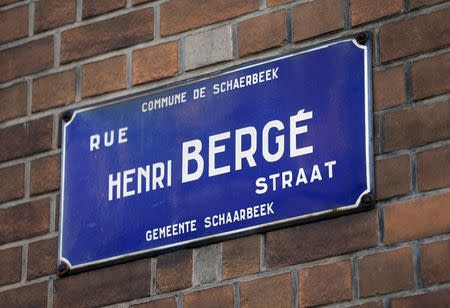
(0, 246, 22, 286)
(185, 26, 233, 71)
(194, 244, 220, 284)
(132, 41, 178, 85)
(0, 83, 27, 123)
(267, 210, 378, 268)
(240, 273, 291, 308)
(54, 259, 151, 307)
(299, 260, 353, 307)
(0, 0, 16, 6)
(349, 301, 384, 308)
(267, 0, 292, 6)
(373, 65, 406, 111)
(0, 282, 48, 307)
(292, 0, 344, 42)
(156, 249, 192, 293)
(373, 114, 380, 154)
(384, 192, 450, 244)
(391, 288, 450, 307)
(55, 195, 60, 231)
(410, 0, 446, 9)
(61, 9, 154, 63)
(359, 247, 414, 297)
(421, 239, 450, 286)
(32, 70, 76, 112)
(383, 100, 450, 152)
(133, 0, 155, 5)
(132, 297, 177, 308)
(238, 10, 287, 57)
(0, 164, 24, 203)
(0, 37, 54, 83)
(222, 234, 260, 280)
(350, 0, 403, 26)
(417, 145, 450, 192)
(412, 52, 450, 100)
(380, 7, 450, 62)
(0, 5, 28, 44)
(35, 0, 76, 33)
(0, 198, 50, 244)
(83, 0, 126, 19)
(160, 0, 259, 36)
(27, 237, 57, 280)
(185, 285, 233, 308)
(0, 116, 53, 162)
(375, 155, 411, 200)
(83, 56, 126, 97)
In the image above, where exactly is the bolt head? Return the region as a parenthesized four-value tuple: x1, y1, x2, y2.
(356, 32, 369, 45)
(57, 262, 68, 275)
(62, 111, 72, 122)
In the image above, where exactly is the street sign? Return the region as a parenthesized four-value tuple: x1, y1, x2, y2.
(59, 37, 373, 272)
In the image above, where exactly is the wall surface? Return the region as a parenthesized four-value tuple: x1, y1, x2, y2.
(0, 0, 449, 307)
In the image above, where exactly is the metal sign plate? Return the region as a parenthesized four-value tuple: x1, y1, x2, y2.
(60, 38, 373, 271)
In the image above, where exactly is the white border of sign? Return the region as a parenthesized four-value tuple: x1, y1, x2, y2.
(59, 38, 373, 271)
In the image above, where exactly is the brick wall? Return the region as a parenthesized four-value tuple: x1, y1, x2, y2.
(0, 0, 449, 307)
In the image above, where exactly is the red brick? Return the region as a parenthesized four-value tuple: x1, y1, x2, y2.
(238, 10, 287, 57)
(0, 246, 22, 286)
(412, 52, 450, 100)
(267, 0, 292, 6)
(421, 239, 450, 286)
(359, 247, 414, 297)
(61, 8, 153, 63)
(27, 237, 57, 280)
(0, 198, 50, 244)
(185, 285, 233, 308)
(132, 297, 177, 308)
(267, 210, 378, 268)
(350, 0, 403, 26)
(384, 192, 450, 244)
(373, 114, 380, 154)
(55, 195, 60, 231)
(0, 5, 28, 44)
(383, 100, 450, 152)
(299, 260, 353, 307)
(35, 0, 76, 32)
(54, 258, 151, 307)
(417, 145, 450, 192)
(82, 56, 126, 98)
(391, 288, 450, 308)
(0, 37, 54, 83)
(410, 0, 446, 9)
(0, 164, 24, 203)
(293, 0, 344, 42)
(132, 41, 178, 85)
(0, 116, 53, 162)
(349, 302, 384, 308)
(222, 235, 260, 279)
(373, 65, 406, 111)
(133, 0, 157, 4)
(240, 273, 291, 308)
(0, 83, 27, 123)
(156, 249, 192, 293)
(160, 0, 259, 36)
(380, 7, 450, 62)
(83, 0, 126, 19)
(0, 0, 16, 6)
(375, 155, 411, 200)
(32, 70, 76, 112)
(0, 282, 47, 307)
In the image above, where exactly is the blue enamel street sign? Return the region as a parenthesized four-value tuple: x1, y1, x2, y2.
(60, 38, 373, 271)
